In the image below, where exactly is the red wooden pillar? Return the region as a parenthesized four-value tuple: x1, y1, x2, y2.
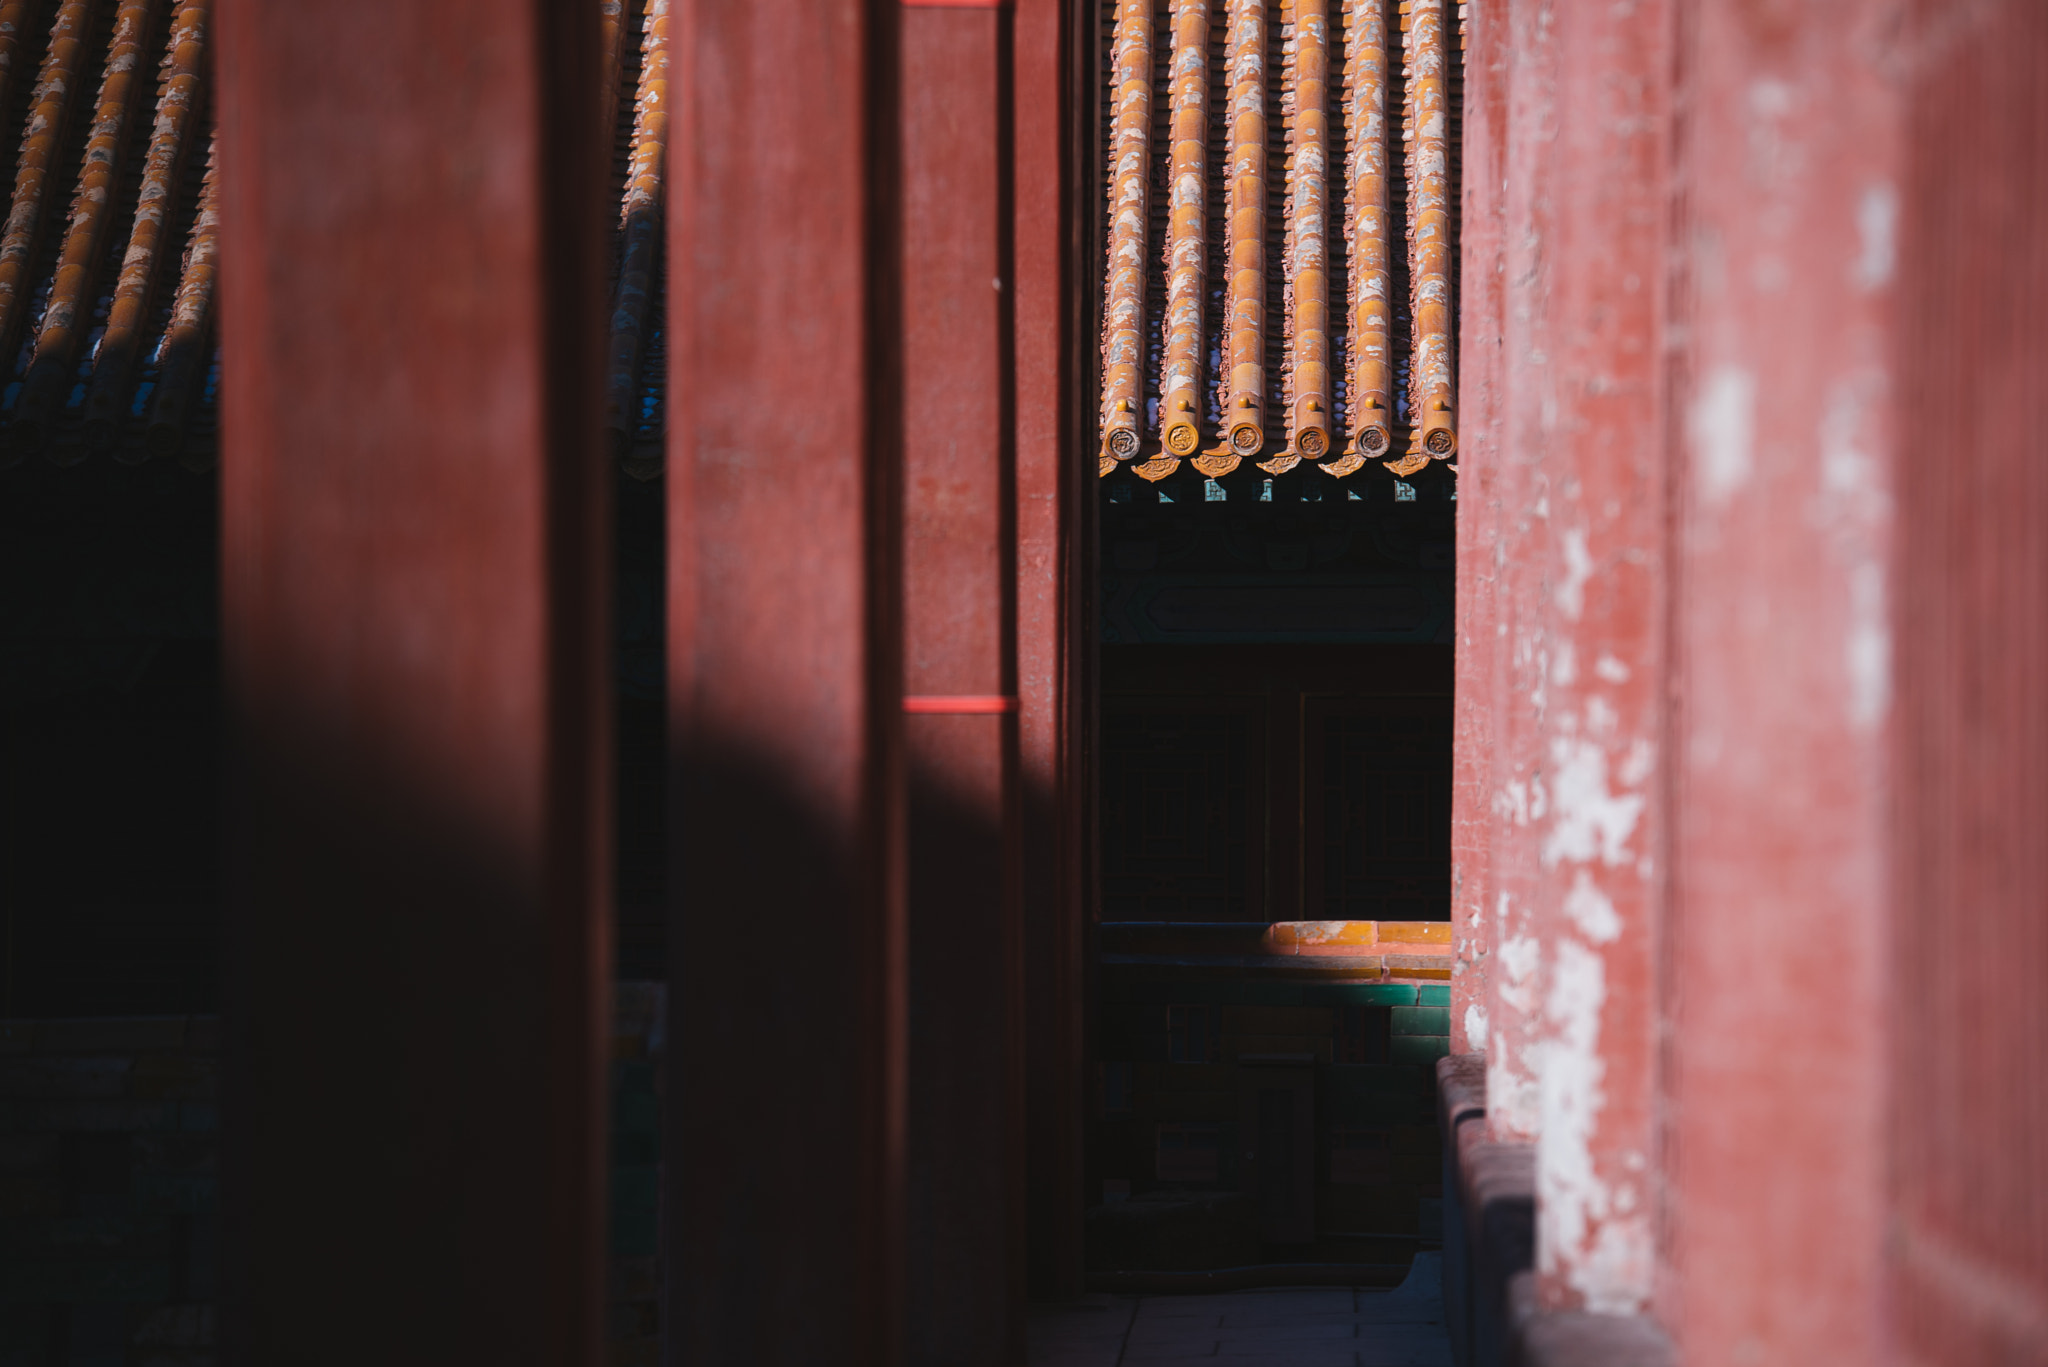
(1483, 0, 1556, 1146)
(1665, 0, 1898, 1357)
(1013, 0, 1088, 1303)
(1448, 0, 1509, 1060)
(664, 2, 906, 1363)
(1520, 0, 1672, 1317)
(900, 1, 1023, 1361)
(215, 2, 610, 1364)
(1892, 4, 2048, 1359)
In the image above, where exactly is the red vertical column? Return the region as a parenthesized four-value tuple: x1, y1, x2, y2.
(1666, 0, 1898, 1358)
(1014, 0, 1088, 1302)
(665, 2, 906, 1363)
(1484, 0, 1558, 1146)
(215, 2, 609, 1364)
(1525, 0, 1672, 1315)
(1448, 0, 1509, 1061)
(1892, 4, 2048, 1360)
(901, 2, 1022, 1362)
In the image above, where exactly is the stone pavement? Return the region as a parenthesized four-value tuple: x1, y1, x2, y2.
(1028, 1253, 1453, 1367)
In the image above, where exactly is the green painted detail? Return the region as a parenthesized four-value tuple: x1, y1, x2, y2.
(1390, 1034, 1451, 1067)
(1305, 982, 1417, 1007)
(1417, 984, 1451, 1007)
(1392, 1006, 1451, 1037)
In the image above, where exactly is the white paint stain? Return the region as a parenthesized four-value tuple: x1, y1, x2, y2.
(1562, 870, 1622, 944)
(1496, 930, 1539, 1017)
(1855, 182, 1897, 291)
(1847, 560, 1890, 729)
(1818, 374, 1878, 504)
(1488, 1046, 1541, 1142)
(1691, 365, 1755, 507)
(1617, 738, 1655, 789)
(1541, 738, 1644, 869)
(1537, 938, 1650, 1314)
(1494, 780, 1529, 826)
(1557, 528, 1593, 620)
(1551, 641, 1576, 687)
(1578, 1219, 1655, 1316)
(1537, 940, 1605, 1283)
(1464, 1003, 1489, 1053)
(1817, 373, 1891, 729)
(1593, 654, 1631, 683)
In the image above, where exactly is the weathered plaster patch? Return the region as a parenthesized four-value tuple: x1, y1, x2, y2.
(1489, 1033, 1541, 1142)
(1497, 930, 1540, 1017)
(1593, 653, 1630, 683)
(1818, 373, 1880, 505)
(1495, 780, 1529, 826)
(1617, 738, 1654, 789)
(1562, 870, 1622, 944)
(1537, 938, 1649, 1314)
(1855, 182, 1897, 291)
(1578, 1219, 1654, 1316)
(1847, 561, 1889, 729)
(1816, 373, 1892, 729)
(1541, 738, 1644, 869)
(1691, 365, 1755, 507)
(1537, 940, 1605, 1283)
(1557, 528, 1593, 620)
(1464, 1003, 1489, 1053)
